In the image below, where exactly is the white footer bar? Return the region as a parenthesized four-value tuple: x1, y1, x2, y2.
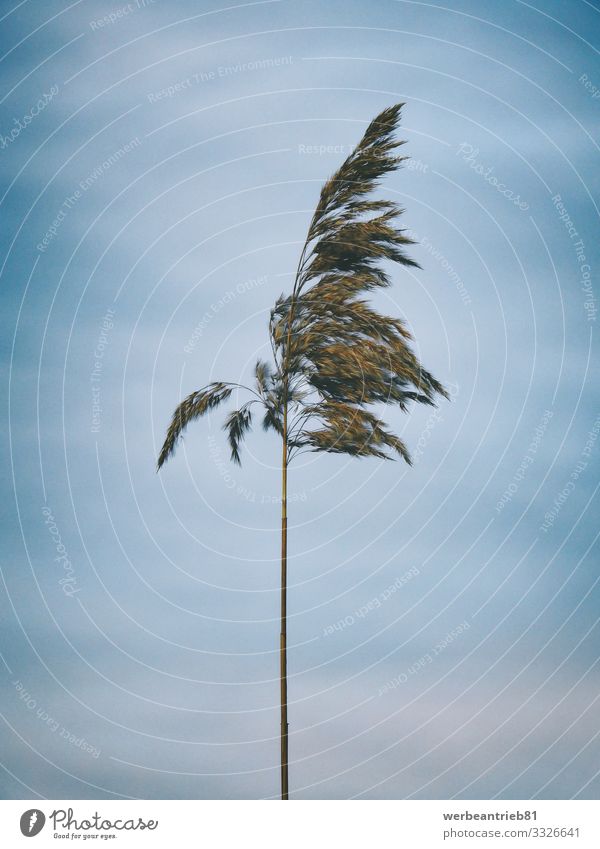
(0, 799, 598, 848)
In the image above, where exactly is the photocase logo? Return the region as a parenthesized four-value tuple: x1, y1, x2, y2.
(20, 809, 46, 837)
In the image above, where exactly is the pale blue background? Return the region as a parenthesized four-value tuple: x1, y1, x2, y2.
(1, 0, 599, 799)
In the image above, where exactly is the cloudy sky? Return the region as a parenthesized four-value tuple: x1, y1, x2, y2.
(1, 0, 599, 799)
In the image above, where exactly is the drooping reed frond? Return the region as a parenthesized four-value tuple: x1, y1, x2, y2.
(223, 404, 253, 466)
(157, 382, 233, 469)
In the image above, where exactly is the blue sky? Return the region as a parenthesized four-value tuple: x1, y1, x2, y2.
(1, 0, 599, 799)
